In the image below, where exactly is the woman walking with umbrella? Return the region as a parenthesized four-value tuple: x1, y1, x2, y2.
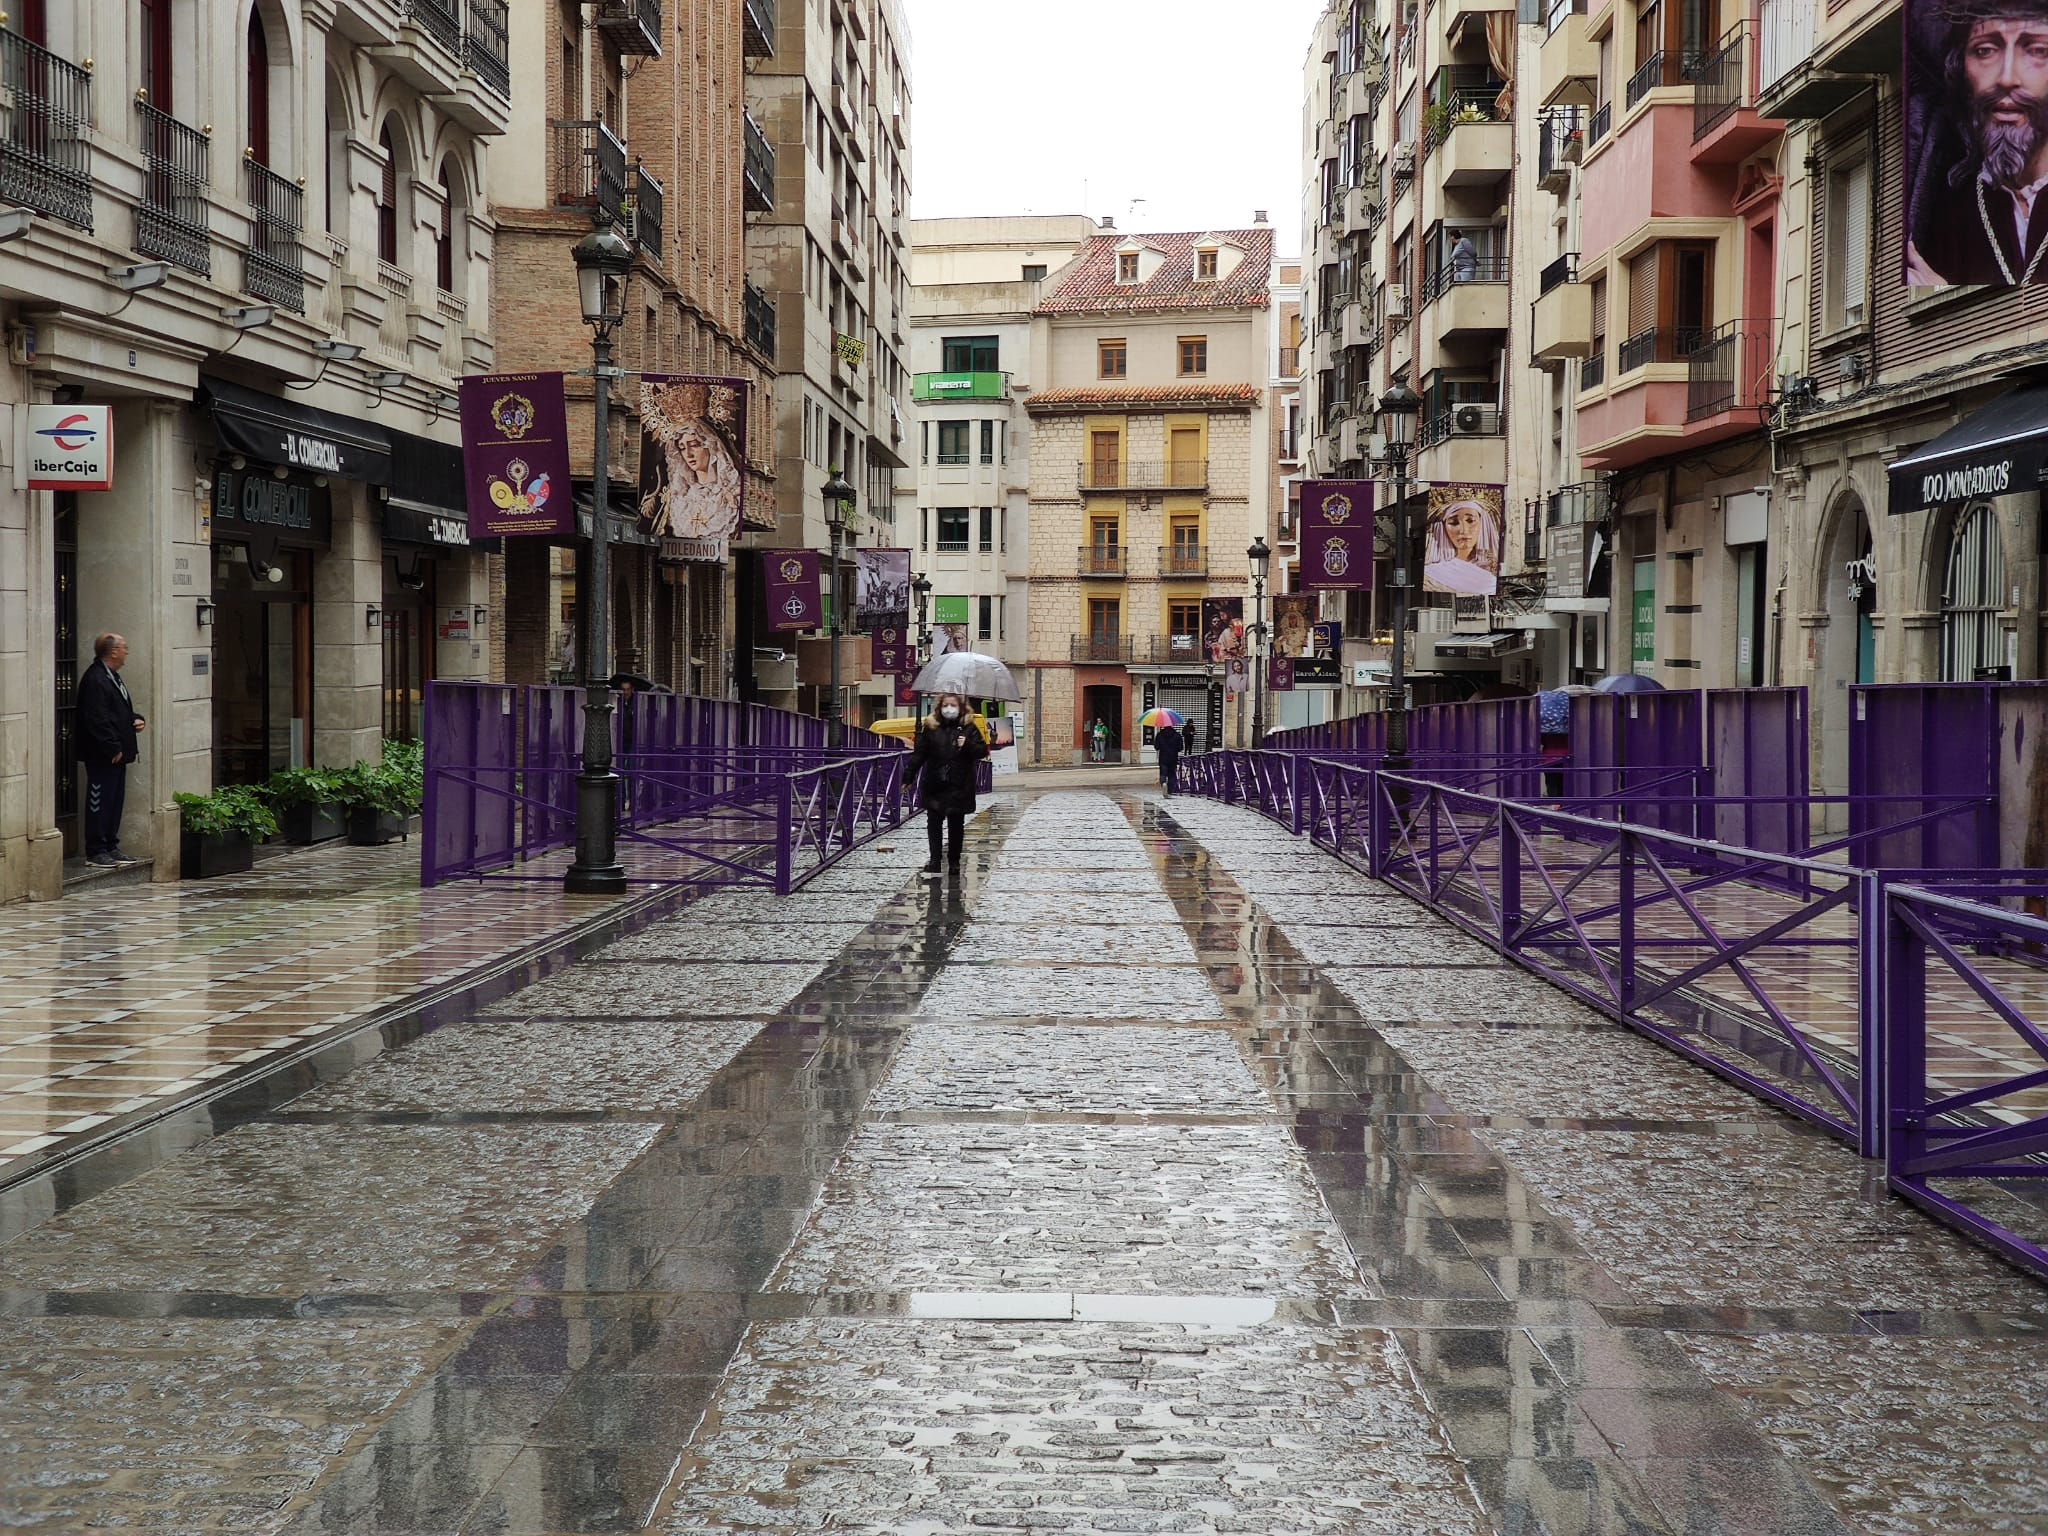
(902, 691, 988, 877)
(1139, 707, 1185, 795)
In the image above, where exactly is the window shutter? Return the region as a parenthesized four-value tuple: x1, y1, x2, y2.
(1627, 246, 1659, 335)
(1841, 160, 1869, 323)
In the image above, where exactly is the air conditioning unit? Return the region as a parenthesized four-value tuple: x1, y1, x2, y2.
(1386, 283, 1409, 318)
(1452, 404, 1489, 434)
(1392, 140, 1417, 170)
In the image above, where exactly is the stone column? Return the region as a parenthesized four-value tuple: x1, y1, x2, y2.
(312, 484, 385, 768)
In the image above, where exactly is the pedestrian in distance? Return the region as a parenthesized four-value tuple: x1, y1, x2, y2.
(902, 691, 988, 877)
(77, 633, 146, 868)
(1154, 721, 1183, 796)
(1451, 231, 1478, 283)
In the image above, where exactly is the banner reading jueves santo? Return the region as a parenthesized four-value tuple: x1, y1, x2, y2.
(762, 549, 822, 632)
(460, 374, 573, 539)
(1297, 480, 1374, 590)
(637, 375, 748, 561)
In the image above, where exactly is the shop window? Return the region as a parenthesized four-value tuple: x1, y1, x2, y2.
(1941, 501, 2007, 680)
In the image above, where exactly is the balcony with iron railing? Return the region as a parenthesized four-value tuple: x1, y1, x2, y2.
(743, 110, 775, 212)
(1685, 317, 1774, 421)
(1690, 22, 1784, 160)
(464, 0, 510, 100)
(1078, 545, 1127, 577)
(408, 0, 462, 55)
(1618, 324, 1706, 374)
(1581, 316, 1773, 467)
(1423, 253, 1510, 305)
(136, 99, 211, 275)
(1754, 0, 1878, 119)
(1077, 460, 1209, 492)
(1625, 47, 1706, 112)
(1418, 403, 1504, 449)
(1159, 544, 1209, 578)
(595, 0, 663, 57)
(1532, 253, 1591, 368)
(1540, 0, 1597, 107)
(1581, 349, 1606, 389)
(1538, 106, 1586, 190)
(0, 26, 92, 228)
(1588, 99, 1612, 145)
(243, 153, 304, 312)
(627, 160, 663, 262)
(551, 118, 627, 221)
(1071, 634, 1136, 663)
(744, 279, 776, 358)
(743, 0, 776, 56)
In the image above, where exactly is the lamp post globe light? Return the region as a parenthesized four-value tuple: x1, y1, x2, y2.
(563, 209, 637, 896)
(1247, 535, 1271, 744)
(820, 465, 856, 740)
(1375, 381, 1422, 764)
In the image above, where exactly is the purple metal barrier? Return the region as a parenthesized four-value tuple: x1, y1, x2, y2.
(1849, 683, 2009, 872)
(1886, 878, 2048, 1283)
(421, 683, 520, 883)
(1706, 688, 1810, 891)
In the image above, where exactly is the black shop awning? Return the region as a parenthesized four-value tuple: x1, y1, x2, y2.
(202, 376, 392, 484)
(1887, 383, 2048, 515)
(1435, 630, 1528, 659)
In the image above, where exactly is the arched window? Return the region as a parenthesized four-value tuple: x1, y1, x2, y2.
(377, 125, 400, 265)
(247, 10, 271, 164)
(435, 164, 454, 292)
(1941, 501, 2007, 680)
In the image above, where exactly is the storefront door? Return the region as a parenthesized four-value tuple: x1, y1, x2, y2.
(382, 554, 435, 742)
(212, 546, 312, 785)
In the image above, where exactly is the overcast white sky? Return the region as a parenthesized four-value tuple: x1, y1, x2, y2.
(902, 0, 1327, 258)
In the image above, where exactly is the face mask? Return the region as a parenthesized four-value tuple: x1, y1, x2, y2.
(940, 707, 961, 722)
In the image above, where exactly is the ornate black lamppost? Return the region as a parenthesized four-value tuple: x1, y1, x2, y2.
(1375, 382, 1422, 764)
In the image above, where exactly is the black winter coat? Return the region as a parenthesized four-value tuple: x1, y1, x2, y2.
(903, 715, 988, 815)
(1153, 725, 1182, 766)
(77, 660, 142, 767)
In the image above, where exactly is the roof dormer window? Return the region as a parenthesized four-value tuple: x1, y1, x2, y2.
(1196, 246, 1218, 280)
(1117, 251, 1139, 282)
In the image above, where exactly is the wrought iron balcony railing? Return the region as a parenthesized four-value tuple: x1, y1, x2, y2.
(1423, 254, 1509, 304)
(743, 0, 776, 56)
(743, 110, 775, 212)
(595, 0, 663, 57)
(136, 99, 211, 275)
(551, 118, 627, 220)
(1076, 459, 1209, 491)
(407, 0, 461, 55)
(465, 0, 511, 99)
(0, 26, 92, 228)
(1418, 404, 1505, 449)
(1071, 634, 1136, 663)
(1618, 324, 1707, 373)
(1159, 544, 1208, 578)
(744, 279, 777, 358)
(1538, 251, 1579, 296)
(1078, 545, 1127, 577)
(1538, 106, 1586, 185)
(1692, 22, 1751, 141)
(1588, 100, 1612, 145)
(1686, 317, 1773, 420)
(628, 160, 663, 262)
(243, 154, 304, 312)
(1581, 350, 1606, 389)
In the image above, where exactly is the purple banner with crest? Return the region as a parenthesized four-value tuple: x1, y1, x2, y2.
(1298, 479, 1375, 590)
(460, 373, 574, 539)
(763, 549, 823, 632)
(1269, 655, 1296, 692)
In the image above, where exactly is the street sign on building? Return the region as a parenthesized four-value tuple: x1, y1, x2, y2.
(24, 405, 113, 491)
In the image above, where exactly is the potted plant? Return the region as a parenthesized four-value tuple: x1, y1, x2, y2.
(264, 766, 347, 845)
(333, 761, 411, 846)
(383, 739, 425, 832)
(175, 787, 279, 879)
(1421, 100, 1451, 144)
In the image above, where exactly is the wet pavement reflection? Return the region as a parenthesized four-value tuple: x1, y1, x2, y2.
(0, 790, 2043, 1533)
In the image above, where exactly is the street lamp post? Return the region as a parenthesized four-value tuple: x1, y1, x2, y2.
(911, 571, 932, 716)
(821, 466, 855, 741)
(563, 210, 636, 896)
(1375, 382, 1422, 765)
(1247, 536, 1271, 744)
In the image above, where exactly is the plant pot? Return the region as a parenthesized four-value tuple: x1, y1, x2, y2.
(346, 808, 405, 846)
(280, 802, 344, 845)
(181, 830, 254, 879)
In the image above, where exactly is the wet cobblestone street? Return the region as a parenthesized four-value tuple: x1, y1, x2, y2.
(1, 788, 2045, 1533)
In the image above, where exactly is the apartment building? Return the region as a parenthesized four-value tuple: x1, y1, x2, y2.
(745, 0, 914, 716)
(1025, 221, 1277, 764)
(0, 0, 507, 897)
(897, 216, 1098, 697)
(490, 0, 778, 703)
(1269, 261, 1322, 731)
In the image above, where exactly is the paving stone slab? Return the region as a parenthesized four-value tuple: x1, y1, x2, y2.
(870, 1024, 1264, 1117)
(493, 960, 822, 1018)
(950, 924, 1201, 966)
(602, 920, 871, 962)
(688, 889, 898, 926)
(967, 890, 1186, 927)
(775, 1122, 1371, 1296)
(660, 1318, 1484, 1535)
(0, 1122, 658, 1294)
(919, 963, 1223, 1023)
(1380, 1026, 1763, 1121)
(298, 1019, 763, 1114)
(983, 869, 1171, 894)
(1481, 1127, 2048, 1312)
(1321, 966, 1602, 1026)
(0, 1316, 462, 1533)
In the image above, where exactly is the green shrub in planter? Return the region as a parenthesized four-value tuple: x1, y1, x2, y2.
(381, 739, 426, 815)
(175, 787, 278, 878)
(264, 766, 348, 845)
(333, 760, 412, 845)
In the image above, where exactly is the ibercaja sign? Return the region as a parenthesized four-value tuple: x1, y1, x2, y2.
(24, 404, 114, 492)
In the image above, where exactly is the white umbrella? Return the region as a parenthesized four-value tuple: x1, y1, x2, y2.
(910, 650, 1023, 702)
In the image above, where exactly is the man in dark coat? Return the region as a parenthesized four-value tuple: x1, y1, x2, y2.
(902, 691, 988, 876)
(77, 633, 146, 867)
(1909, 3, 2048, 285)
(1154, 722, 1184, 796)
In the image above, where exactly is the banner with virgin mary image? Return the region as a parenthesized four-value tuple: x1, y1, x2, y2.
(1423, 483, 1505, 596)
(637, 375, 748, 561)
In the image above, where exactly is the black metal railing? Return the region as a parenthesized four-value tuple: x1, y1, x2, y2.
(1539, 251, 1578, 295)
(743, 0, 776, 56)
(136, 100, 211, 275)
(1426, 89, 1506, 151)
(1538, 107, 1586, 183)
(552, 119, 627, 220)
(1625, 51, 1666, 108)
(1547, 481, 1606, 525)
(1618, 323, 1707, 373)
(1077, 460, 1209, 491)
(0, 26, 93, 228)
(1524, 505, 1544, 565)
(1160, 544, 1208, 577)
(628, 160, 663, 261)
(465, 0, 511, 98)
(1079, 546, 1126, 577)
(745, 279, 776, 357)
(1418, 404, 1504, 447)
(743, 110, 775, 212)
(244, 155, 304, 312)
(1686, 317, 1772, 420)
(408, 0, 462, 54)
(1359, 323, 1383, 356)
(1589, 100, 1612, 144)
(1071, 634, 1135, 662)
(1581, 350, 1606, 388)
(1424, 254, 1510, 303)
(1692, 23, 1749, 141)
(596, 0, 663, 56)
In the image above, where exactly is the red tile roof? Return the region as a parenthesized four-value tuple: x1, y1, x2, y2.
(1026, 384, 1263, 413)
(1035, 228, 1276, 316)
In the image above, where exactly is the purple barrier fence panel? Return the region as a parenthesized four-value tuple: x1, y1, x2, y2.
(1886, 879, 2048, 1283)
(421, 682, 518, 886)
(1849, 684, 2001, 872)
(1707, 687, 1810, 888)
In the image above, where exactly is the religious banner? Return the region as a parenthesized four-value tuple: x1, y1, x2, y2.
(1269, 655, 1296, 692)
(853, 547, 911, 655)
(1201, 597, 1246, 663)
(637, 374, 748, 561)
(871, 619, 911, 673)
(762, 549, 822, 632)
(1224, 658, 1250, 696)
(1423, 483, 1506, 596)
(460, 373, 573, 539)
(1272, 594, 1320, 657)
(1298, 479, 1374, 590)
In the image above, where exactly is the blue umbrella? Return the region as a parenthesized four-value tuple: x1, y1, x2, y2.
(1593, 672, 1665, 693)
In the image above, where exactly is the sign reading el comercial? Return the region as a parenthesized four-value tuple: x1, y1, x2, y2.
(25, 405, 113, 491)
